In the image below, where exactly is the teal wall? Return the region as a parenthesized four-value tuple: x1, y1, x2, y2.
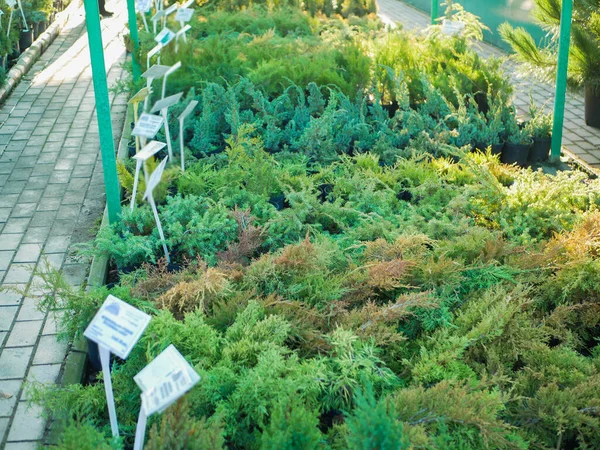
(401, 0, 545, 52)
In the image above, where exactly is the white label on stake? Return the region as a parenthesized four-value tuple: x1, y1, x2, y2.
(151, 10, 165, 22)
(5, 0, 15, 7)
(150, 92, 183, 113)
(134, 141, 167, 161)
(164, 3, 178, 15)
(129, 87, 150, 104)
(155, 28, 176, 46)
(176, 24, 191, 39)
(135, 345, 200, 415)
(144, 155, 169, 198)
(132, 113, 164, 139)
(178, 100, 198, 121)
(84, 295, 151, 359)
(175, 7, 193, 22)
(142, 65, 170, 80)
(136, 0, 151, 12)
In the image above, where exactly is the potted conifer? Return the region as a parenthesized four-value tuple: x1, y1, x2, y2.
(500, 0, 600, 128)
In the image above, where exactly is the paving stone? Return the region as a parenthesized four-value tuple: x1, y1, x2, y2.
(3, 263, 34, 284)
(0, 291, 22, 306)
(1, 181, 26, 195)
(5, 320, 43, 347)
(0, 306, 18, 331)
(0, 251, 14, 270)
(29, 211, 56, 227)
(21, 227, 50, 244)
(0, 234, 23, 251)
(9, 203, 36, 219)
(0, 194, 18, 208)
(0, 208, 10, 222)
(6, 403, 45, 441)
(33, 335, 68, 365)
(15, 297, 44, 322)
(22, 364, 61, 401)
(2, 218, 30, 234)
(0, 347, 32, 379)
(18, 190, 43, 204)
(0, 380, 22, 415)
(0, 417, 9, 442)
(42, 235, 70, 254)
(13, 244, 42, 264)
(36, 197, 61, 212)
(4, 441, 41, 450)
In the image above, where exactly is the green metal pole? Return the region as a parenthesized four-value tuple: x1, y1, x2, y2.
(126, 0, 141, 82)
(431, 0, 438, 25)
(550, 0, 573, 162)
(83, 0, 121, 224)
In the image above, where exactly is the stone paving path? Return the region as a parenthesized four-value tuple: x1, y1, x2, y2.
(378, 0, 600, 168)
(0, 2, 128, 447)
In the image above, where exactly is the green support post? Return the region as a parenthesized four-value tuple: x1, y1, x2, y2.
(431, 0, 438, 25)
(83, 0, 121, 224)
(550, 0, 573, 162)
(126, 0, 141, 82)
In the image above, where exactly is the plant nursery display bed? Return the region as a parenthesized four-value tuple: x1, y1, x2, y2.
(34, 1, 600, 449)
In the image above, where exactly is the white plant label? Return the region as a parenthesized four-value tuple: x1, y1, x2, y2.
(84, 295, 152, 359)
(129, 87, 150, 105)
(143, 156, 171, 263)
(85, 295, 151, 439)
(162, 61, 181, 98)
(5, 0, 15, 7)
(134, 344, 200, 408)
(132, 113, 164, 139)
(142, 64, 170, 80)
(130, 141, 167, 210)
(147, 44, 163, 69)
(175, 24, 191, 49)
(155, 28, 175, 46)
(134, 140, 167, 161)
(178, 100, 198, 171)
(132, 345, 200, 450)
(150, 92, 183, 113)
(175, 7, 193, 22)
(136, 0, 151, 12)
(164, 3, 178, 16)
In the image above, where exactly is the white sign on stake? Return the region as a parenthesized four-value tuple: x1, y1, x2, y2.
(175, 24, 191, 51)
(130, 140, 167, 210)
(154, 27, 175, 46)
(177, 100, 198, 171)
(142, 65, 170, 111)
(151, 10, 165, 35)
(175, 7, 193, 22)
(84, 295, 152, 438)
(150, 92, 183, 161)
(132, 113, 164, 140)
(162, 61, 181, 99)
(147, 43, 163, 70)
(132, 345, 200, 450)
(143, 156, 170, 263)
(16, 0, 26, 31)
(136, 0, 151, 31)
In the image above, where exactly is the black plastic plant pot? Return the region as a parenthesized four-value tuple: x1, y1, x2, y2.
(128, 140, 136, 157)
(501, 142, 531, 166)
(269, 193, 288, 211)
(585, 84, 600, 129)
(529, 138, 551, 162)
(19, 29, 34, 53)
(86, 338, 102, 371)
(492, 143, 504, 155)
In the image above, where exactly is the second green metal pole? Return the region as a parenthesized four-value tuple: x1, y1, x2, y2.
(550, 0, 573, 162)
(126, 0, 141, 82)
(431, 0, 438, 24)
(83, 0, 121, 224)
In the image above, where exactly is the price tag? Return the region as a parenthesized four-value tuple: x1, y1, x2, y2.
(135, 345, 200, 415)
(132, 113, 164, 139)
(175, 7, 193, 22)
(150, 92, 183, 113)
(84, 295, 151, 359)
(155, 28, 175, 46)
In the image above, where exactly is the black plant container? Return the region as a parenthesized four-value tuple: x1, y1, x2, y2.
(501, 142, 531, 166)
(475, 142, 504, 155)
(19, 29, 34, 53)
(269, 193, 289, 211)
(585, 84, 600, 129)
(529, 138, 551, 162)
(86, 338, 102, 371)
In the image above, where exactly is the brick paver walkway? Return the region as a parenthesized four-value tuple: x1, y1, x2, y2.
(378, 0, 600, 168)
(0, 2, 128, 447)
